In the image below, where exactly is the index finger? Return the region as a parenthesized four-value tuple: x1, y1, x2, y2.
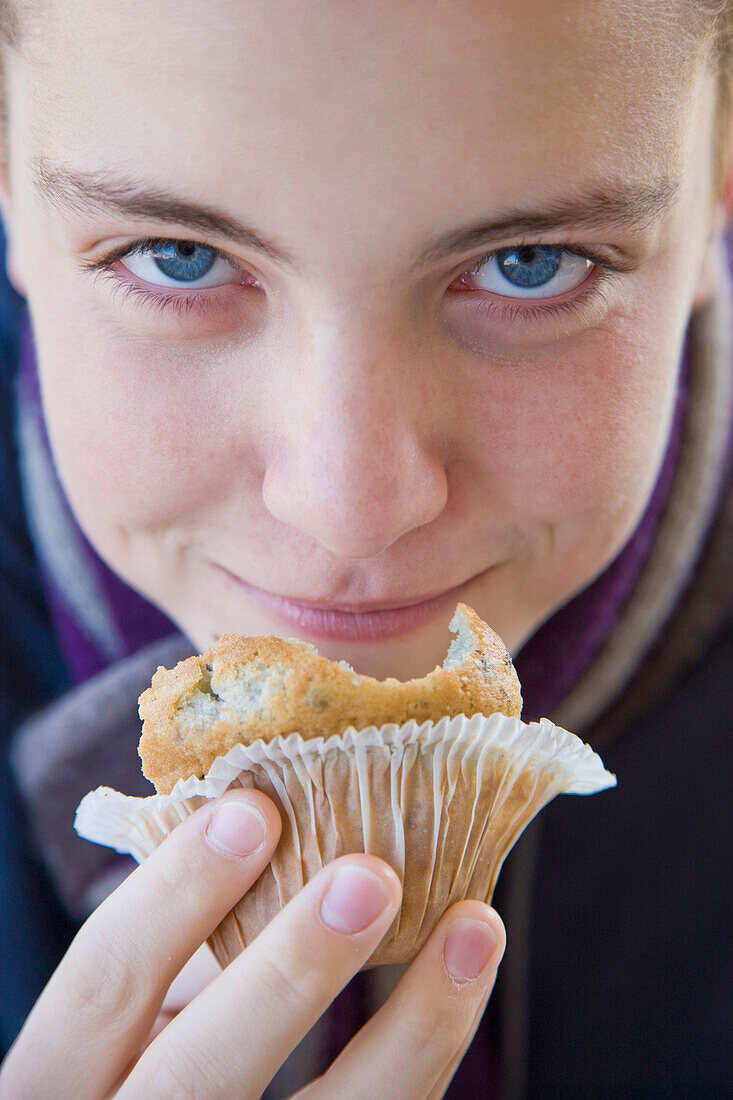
(124, 853, 403, 1100)
(0, 789, 281, 1100)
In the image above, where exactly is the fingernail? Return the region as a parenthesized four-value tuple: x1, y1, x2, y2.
(206, 800, 266, 857)
(443, 919, 498, 983)
(321, 866, 392, 934)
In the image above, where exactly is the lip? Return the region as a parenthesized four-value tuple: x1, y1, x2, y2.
(215, 566, 487, 641)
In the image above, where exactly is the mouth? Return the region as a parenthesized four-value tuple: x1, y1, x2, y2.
(215, 566, 492, 642)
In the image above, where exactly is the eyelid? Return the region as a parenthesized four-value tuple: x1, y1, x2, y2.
(467, 266, 615, 328)
(82, 235, 627, 329)
(82, 236, 634, 289)
(463, 242, 633, 280)
(79, 236, 257, 325)
(80, 235, 248, 280)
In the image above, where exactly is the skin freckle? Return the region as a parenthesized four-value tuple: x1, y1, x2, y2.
(0, 0, 726, 677)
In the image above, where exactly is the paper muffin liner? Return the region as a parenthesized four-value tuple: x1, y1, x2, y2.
(75, 713, 616, 967)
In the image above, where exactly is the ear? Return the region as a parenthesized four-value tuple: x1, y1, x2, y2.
(0, 179, 27, 297)
(692, 152, 733, 311)
(0, 216, 27, 296)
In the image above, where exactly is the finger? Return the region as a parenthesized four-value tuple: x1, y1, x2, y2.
(1, 788, 281, 1100)
(138, 946, 222, 1061)
(425, 916, 506, 1100)
(123, 854, 403, 1100)
(308, 901, 505, 1100)
(162, 943, 222, 1014)
(425, 991, 494, 1100)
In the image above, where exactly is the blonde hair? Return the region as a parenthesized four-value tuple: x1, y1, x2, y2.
(708, 4, 733, 197)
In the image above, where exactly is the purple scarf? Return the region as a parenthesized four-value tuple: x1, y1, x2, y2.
(16, 321, 175, 684)
(14, 288, 728, 1100)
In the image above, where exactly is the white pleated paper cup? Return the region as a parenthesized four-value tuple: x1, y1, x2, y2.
(75, 713, 615, 967)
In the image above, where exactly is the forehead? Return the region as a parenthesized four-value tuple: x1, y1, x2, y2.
(7, 0, 712, 269)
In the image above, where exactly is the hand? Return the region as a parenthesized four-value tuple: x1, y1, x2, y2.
(0, 788, 505, 1099)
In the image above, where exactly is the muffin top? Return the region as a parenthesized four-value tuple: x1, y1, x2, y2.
(138, 603, 522, 793)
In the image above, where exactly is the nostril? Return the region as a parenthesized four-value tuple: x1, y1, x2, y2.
(262, 444, 448, 559)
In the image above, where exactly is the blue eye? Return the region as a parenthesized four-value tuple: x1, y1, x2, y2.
(151, 241, 217, 281)
(121, 239, 242, 289)
(497, 246, 561, 288)
(473, 245, 593, 300)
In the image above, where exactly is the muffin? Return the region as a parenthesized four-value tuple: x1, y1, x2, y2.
(75, 603, 615, 967)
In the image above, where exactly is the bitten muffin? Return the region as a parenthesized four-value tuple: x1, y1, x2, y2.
(76, 603, 614, 968)
(139, 603, 523, 793)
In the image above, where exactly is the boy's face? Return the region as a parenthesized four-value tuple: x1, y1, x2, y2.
(0, 1, 726, 676)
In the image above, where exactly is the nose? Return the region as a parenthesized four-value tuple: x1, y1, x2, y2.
(262, 329, 449, 559)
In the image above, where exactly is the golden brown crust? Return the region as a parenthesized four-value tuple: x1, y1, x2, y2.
(138, 602, 522, 793)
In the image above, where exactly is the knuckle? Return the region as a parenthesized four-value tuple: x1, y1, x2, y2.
(136, 1046, 198, 1099)
(65, 921, 143, 1025)
(138, 1035, 220, 1099)
(150, 845, 194, 906)
(253, 951, 319, 1020)
(398, 995, 468, 1060)
(434, 1014, 470, 1060)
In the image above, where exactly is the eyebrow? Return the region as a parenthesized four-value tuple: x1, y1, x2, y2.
(33, 156, 679, 272)
(416, 179, 680, 266)
(33, 156, 299, 268)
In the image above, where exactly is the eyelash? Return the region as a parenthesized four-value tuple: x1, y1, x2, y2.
(459, 245, 619, 327)
(82, 237, 619, 325)
(81, 237, 243, 320)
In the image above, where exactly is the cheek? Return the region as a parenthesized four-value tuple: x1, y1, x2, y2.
(34, 320, 261, 544)
(464, 318, 681, 538)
